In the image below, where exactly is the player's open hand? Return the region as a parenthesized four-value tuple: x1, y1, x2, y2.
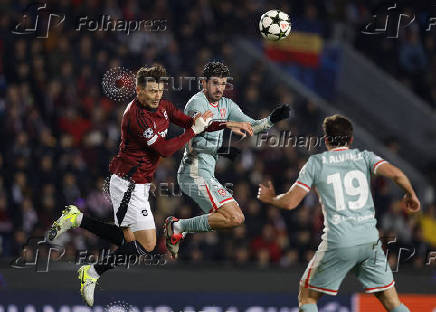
(193, 110, 213, 122)
(192, 110, 214, 134)
(257, 181, 276, 204)
(402, 192, 421, 213)
(226, 121, 253, 138)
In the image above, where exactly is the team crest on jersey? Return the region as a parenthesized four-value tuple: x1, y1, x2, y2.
(163, 110, 168, 120)
(143, 128, 154, 139)
(220, 108, 226, 118)
(218, 188, 227, 196)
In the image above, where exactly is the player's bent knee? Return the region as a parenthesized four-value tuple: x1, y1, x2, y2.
(133, 240, 155, 253)
(133, 229, 156, 251)
(141, 241, 156, 252)
(135, 236, 156, 252)
(136, 237, 155, 252)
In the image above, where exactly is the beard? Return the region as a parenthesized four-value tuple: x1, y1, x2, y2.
(212, 91, 223, 101)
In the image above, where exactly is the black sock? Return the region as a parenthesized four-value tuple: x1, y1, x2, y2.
(94, 240, 148, 276)
(80, 215, 124, 246)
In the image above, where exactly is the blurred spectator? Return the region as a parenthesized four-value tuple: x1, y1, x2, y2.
(420, 203, 436, 247)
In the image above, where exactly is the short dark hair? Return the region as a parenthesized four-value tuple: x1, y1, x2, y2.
(202, 61, 230, 80)
(136, 64, 167, 87)
(322, 114, 353, 147)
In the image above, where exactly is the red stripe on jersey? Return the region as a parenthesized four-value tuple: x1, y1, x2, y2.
(305, 267, 312, 288)
(332, 147, 348, 151)
(204, 184, 218, 211)
(365, 280, 394, 291)
(373, 160, 385, 172)
(308, 284, 338, 293)
(297, 181, 311, 190)
(219, 197, 233, 204)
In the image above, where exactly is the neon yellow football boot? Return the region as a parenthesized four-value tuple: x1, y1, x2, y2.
(48, 205, 81, 240)
(78, 265, 99, 307)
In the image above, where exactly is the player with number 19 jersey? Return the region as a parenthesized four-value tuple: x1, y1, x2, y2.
(295, 146, 395, 296)
(295, 146, 385, 251)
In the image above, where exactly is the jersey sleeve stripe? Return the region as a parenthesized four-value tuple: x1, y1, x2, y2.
(219, 197, 234, 204)
(296, 181, 311, 192)
(373, 160, 387, 174)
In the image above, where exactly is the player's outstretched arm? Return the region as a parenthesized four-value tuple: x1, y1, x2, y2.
(149, 112, 212, 157)
(166, 101, 219, 131)
(228, 101, 290, 134)
(224, 121, 253, 137)
(376, 163, 421, 213)
(167, 103, 195, 128)
(257, 181, 307, 210)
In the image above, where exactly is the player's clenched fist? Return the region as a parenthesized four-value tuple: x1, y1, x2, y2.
(192, 111, 213, 134)
(402, 192, 421, 213)
(257, 181, 276, 204)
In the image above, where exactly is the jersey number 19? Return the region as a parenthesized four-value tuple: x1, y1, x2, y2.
(327, 170, 369, 211)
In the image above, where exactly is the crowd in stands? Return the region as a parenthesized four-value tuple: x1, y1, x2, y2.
(0, 0, 434, 268)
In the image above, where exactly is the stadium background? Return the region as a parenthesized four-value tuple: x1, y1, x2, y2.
(0, 0, 435, 311)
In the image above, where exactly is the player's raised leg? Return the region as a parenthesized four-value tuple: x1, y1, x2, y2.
(207, 201, 245, 229)
(48, 205, 82, 240)
(174, 201, 244, 232)
(78, 228, 156, 306)
(165, 174, 243, 258)
(48, 204, 124, 246)
(165, 201, 244, 258)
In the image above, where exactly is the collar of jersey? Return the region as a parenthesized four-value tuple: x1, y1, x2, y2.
(331, 147, 349, 151)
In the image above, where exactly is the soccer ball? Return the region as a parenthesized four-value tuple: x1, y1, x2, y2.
(259, 9, 291, 41)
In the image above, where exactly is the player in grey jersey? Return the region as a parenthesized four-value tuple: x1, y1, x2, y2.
(258, 115, 420, 312)
(164, 61, 290, 258)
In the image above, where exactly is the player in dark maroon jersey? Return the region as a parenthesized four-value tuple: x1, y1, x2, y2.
(48, 64, 252, 306)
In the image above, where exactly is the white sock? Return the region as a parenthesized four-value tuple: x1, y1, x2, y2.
(173, 221, 183, 234)
(76, 213, 83, 226)
(88, 265, 100, 278)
